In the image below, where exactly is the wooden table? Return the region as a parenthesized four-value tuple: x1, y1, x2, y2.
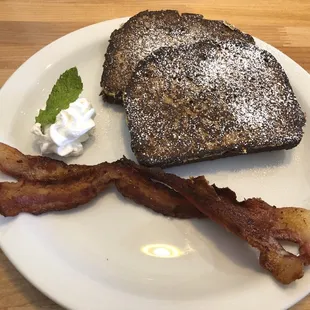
(0, 0, 309, 309)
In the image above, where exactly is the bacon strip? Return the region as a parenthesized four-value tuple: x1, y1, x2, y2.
(1, 143, 310, 284)
(0, 142, 94, 182)
(135, 165, 310, 284)
(0, 144, 202, 218)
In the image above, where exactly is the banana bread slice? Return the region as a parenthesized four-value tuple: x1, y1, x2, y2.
(124, 40, 306, 167)
(100, 10, 254, 103)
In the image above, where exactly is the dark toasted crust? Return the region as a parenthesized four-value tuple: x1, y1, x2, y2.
(124, 40, 306, 167)
(100, 10, 254, 103)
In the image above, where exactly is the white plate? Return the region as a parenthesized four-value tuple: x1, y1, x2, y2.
(0, 17, 310, 310)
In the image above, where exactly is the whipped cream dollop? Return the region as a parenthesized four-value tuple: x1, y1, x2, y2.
(32, 98, 96, 157)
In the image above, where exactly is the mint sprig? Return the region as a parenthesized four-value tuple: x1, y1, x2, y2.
(35, 67, 83, 127)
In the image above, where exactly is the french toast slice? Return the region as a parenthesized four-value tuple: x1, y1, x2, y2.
(100, 10, 254, 103)
(124, 40, 305, 167)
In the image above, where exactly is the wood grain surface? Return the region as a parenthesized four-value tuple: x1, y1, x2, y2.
(0, 0, 309, 309)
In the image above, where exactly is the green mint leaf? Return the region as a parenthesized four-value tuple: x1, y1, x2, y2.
(35, 67, 83, 127)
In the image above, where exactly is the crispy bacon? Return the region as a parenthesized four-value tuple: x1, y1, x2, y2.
(0, 166, 112, 216)
(135, 165, 310, 284)
(0, 142, 95, 182)
(0, 142, 310, 284)
(0, 144, 201, 218)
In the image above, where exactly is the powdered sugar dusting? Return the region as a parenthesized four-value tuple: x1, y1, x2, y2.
(195, 42, 293, 129)
(101, 10, 254, 98)
(124, 40, 305, 167)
